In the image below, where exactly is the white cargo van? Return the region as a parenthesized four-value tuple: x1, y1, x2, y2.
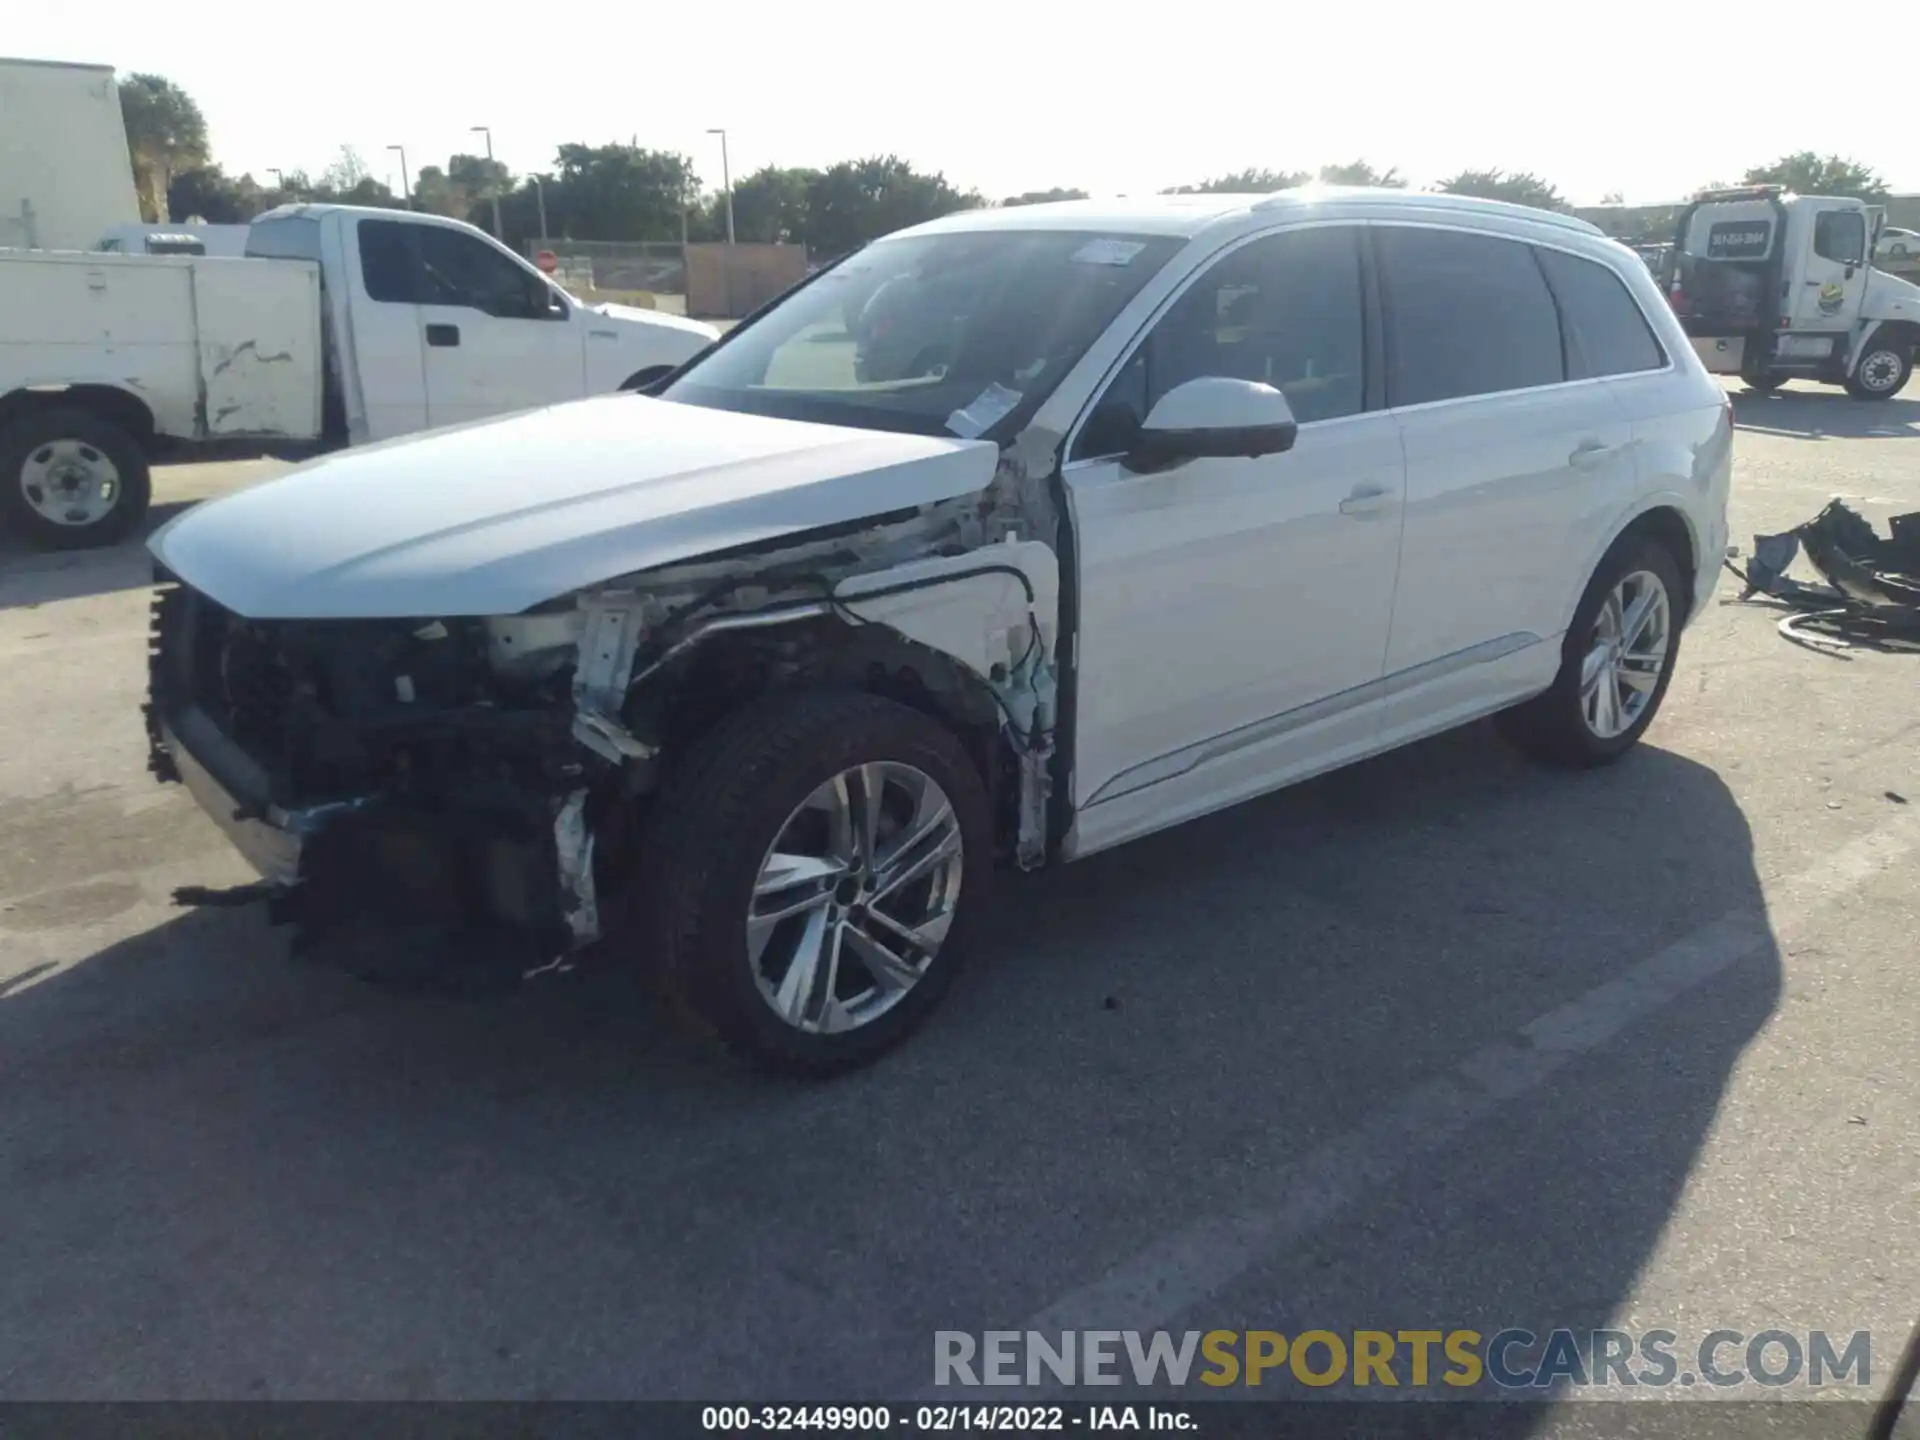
(1667, 185, 1920, 399)
(0, 205, 719, 548)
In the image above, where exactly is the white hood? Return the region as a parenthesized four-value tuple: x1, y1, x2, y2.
(593, 301, 720, 341)
(149, 397, 999, 619)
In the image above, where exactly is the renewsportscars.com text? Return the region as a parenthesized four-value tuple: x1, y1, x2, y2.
(933, 1328, 1872, 1391)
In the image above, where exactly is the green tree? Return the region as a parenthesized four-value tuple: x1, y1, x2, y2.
(119, 73, 210, 222)
(1001, 187, 1090, 207)
(1164, 168, 1307, 195)
(1741, 153, 1887, 200)
(550, 142, 699, 240)
(165, 165, 276, 224)
(412, 165, 471, 218)
(803, 156, 982, 258)
(707, 165, 819, 243)
(1316, 160, 1403, 187)
(1438, 168, 1566, 211)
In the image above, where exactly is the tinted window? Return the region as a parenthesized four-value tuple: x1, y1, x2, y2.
(416, 226, 547, 318)
(1377, 227, 1564, 405)
(1073, 226, 1365, 459)
(356, 219, 415, 303)
(1535, 247, 1665, 378)
(1814, 210, 1866, 265)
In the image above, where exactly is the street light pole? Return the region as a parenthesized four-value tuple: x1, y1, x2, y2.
(387, 145, 412, 209)
(706, 127, 735, 244)
(471, 125, 502, 239)
(531, 175, 548, 242)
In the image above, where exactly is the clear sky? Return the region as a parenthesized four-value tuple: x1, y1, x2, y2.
(10, 1, 1915, 207)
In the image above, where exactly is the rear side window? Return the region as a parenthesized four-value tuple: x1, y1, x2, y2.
(1377, 227, 1564, 406)
(1535, 247, 1665, 378)
(357, 220, 416, 303)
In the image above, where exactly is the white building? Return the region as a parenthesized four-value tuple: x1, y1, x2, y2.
(0, 56, 141, 250)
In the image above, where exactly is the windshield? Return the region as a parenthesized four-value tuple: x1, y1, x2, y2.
(660, 229, 1186, 440)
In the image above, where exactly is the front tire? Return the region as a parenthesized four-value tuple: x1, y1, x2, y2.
(1498, 536, 1684, 768)
(0, 407, 152, 550)
(634, 691, 993, 1076)
(1845, 339, 1912, 400)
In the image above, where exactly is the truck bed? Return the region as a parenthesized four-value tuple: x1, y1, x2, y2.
(0, 249, 323, 443)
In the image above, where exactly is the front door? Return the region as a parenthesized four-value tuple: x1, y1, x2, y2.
(1061, 225, 1406, 852)
(1790, 204, 1870, 333)
(411, 223, 584, 427)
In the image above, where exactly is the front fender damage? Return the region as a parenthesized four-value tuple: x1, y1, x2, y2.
(162, 446, 1067, 990)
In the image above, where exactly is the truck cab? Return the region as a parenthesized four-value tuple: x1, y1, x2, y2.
(244, 205, 718, 445)
(1667, 186, 1920, 399)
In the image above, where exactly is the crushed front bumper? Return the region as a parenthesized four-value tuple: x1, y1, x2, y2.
(158, 706, 363, 888)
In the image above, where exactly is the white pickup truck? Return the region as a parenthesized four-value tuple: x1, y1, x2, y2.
(0, 204, 718, 549)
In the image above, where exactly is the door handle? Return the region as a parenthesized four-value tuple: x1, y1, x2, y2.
(1338, 486, 1394, 517)
(425, 323, 460, 347)
(1569, 438, 1624, 469)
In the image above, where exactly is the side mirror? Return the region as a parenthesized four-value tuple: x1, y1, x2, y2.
(1128, 377, 1299, 469)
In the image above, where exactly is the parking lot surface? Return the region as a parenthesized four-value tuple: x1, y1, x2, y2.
(2, 384, 1918, 1405)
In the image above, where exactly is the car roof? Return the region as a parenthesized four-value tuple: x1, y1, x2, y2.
(897, 186, 1606, 244)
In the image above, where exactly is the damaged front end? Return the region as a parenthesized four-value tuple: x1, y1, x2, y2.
(145, 573, 604, 989)
(145, 520, 1062, 992)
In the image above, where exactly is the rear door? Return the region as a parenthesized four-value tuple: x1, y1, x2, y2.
(411, 223, 583, 427)
(1790, 204, 1870, 332)
(1375, 225, 1636, 736)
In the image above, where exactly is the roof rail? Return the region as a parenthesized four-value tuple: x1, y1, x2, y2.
(1251, 188, 1602, 235)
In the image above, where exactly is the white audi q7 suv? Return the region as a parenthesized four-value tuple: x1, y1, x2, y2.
(145, 188, 1733, 1073)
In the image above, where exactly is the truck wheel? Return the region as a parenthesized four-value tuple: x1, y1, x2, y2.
(1845, 340, 1912, 400)
(633, 690, 993, 1076)
(1741, 370, 1785, 393)
(0, 407, 152, 550)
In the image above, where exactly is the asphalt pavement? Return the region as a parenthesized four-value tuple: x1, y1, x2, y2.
(1, 384, 1917, 1412)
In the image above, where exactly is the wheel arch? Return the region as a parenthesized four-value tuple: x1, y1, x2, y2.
(1850, 319, 1919, 370)
(1562, 500, 1700, 636)
(0, 384, 159, 450)
(627, 616, 1019, 861)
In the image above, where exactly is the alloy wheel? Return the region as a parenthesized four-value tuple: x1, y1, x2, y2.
(747, 762, 964, 1035)
(1580, 569, 1671, 740)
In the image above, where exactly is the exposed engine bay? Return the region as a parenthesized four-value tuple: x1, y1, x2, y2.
(145, 516, 1061, 992)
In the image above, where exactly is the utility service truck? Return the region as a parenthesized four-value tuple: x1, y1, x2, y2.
(0, 205, 718, 549)
(1667, 185, 1920, 400)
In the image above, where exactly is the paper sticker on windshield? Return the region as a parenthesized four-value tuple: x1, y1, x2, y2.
(946, 383, 1023, 439)
(1071, 238, 1148, 266)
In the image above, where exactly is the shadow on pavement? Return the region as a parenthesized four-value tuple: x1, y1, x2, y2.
(1731, 386, 1920, 442)
(0, 722, 1779, 1414)
(0, 501, 194, 611)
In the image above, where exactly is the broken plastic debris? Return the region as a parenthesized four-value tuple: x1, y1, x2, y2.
(1070, 238, 1147, 266)
(946, 382, 1022, 439)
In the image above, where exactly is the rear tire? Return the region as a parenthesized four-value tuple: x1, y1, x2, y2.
(1497, 535, 1684, 768)
(1741, 370, 1786, 393)
(0, 407, 151, 550)
(1845, 339, 1912, 400)
(633, 690, 993, 1076)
